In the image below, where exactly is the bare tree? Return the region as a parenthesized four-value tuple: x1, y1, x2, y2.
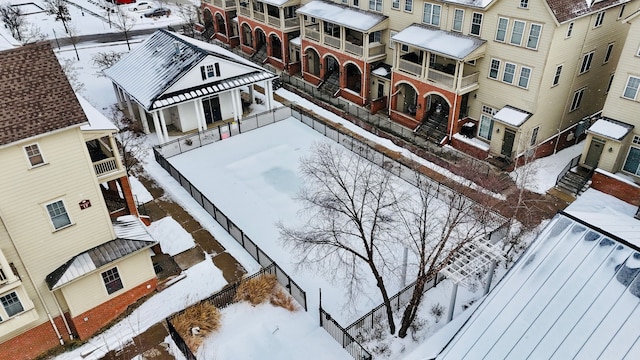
(109, 106, 148, 175)
(113, 8, 137, 51)
(92, 50, 124, 77)
(60, 58, 85, 94)
(43, 0, 71, 34)
(67, 23, 81, 61)
(176, 4, 198, 37)
(0, 4, 45, 44)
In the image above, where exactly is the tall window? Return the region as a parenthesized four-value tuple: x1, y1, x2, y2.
(453, 9, 464, 32)
(619, 5, 626, 18)
(520, 0, 528, 8)
(570, 88, 585, 111)
(594, 11, 605, 27)
(579, 52, 594, 74)
(389, 30, 397, 49)
(46, 200, 71, 230)
(527, 24, 542, 49)
(496, 17, 508, 42)
(518, 66, 531, 88)
(552, 65, 562, 86)
(471, 13, 483, 36)
(603, 43, 614, 63)
(510, 20, 525, 46)
(404, 0, 412, 11)
(422, 3, 441, 26)
(479, 114, 494, 140)
(392, 0, 399, 9)
(489, 59, 501, 79)
(503, 63, 516, 84)
(623, 76, 640, 100)
(102, 268, 124, 295)
(369, 0, 382, 11)
(369, 31, 381, 43)
(566, 22, 574, 37)
(606, 73, 614, 93)
(623, 136, 640, 176)
(24, 144, 44, 167)
(530, 127, 539, 146)
(0, 292, 24, 317)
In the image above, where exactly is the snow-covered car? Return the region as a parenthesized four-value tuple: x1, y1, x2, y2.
(143, 7, 171, 17)
(129, 1, 153, 11)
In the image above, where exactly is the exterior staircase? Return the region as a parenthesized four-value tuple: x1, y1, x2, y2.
(320, 71, 340, 96)
(556, 165, 593, 195)
(252, 44, 268, 64)
(416, 112, 448, 144)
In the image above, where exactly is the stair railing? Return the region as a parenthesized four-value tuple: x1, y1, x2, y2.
(556, 155, 581, 186)
(575, 163, 597, 195)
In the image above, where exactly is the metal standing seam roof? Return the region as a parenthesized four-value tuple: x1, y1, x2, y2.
(438, 212, 640, 360)
(46, 216, 156, 290)
(392, 24, 486, 60)
(103, 30, 276, 111)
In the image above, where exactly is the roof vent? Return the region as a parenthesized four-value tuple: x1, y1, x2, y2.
(174, 41, 181, 56)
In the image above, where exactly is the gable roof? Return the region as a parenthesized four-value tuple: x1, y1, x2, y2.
(104, 30, 276, 111)
(0, 42, 88, 147)
(438, 190, 640, 359)
(546, 0, 631, 23)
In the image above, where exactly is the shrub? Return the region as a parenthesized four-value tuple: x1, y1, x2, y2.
(234, 274, 298, 311)
(172, 302, 221, 352)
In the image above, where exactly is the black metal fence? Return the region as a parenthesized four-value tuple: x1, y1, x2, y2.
(166, 317, 197, 360)
(320, 307, 373, 360)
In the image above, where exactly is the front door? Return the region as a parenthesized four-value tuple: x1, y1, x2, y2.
(202, 96, 221, 124)
(585, 138, 605, 168)
(501, 129, 516, 158)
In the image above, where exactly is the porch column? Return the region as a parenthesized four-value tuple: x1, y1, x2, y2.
(152, 111, 164, 143)
(113, 83, 124, 110)
(264, 80, 274, 110)
(231, 90, 241, 121)
(198, 99, 207, 130)
(248, 85, 255, 105)
(194, 99, 205, 131)
(421, 51, 427, 79)
(108, 135, 124, 170)
(124, 93, 135, 120)
(137, 103, 150, 134)
(158, 110, 169, 142)
(456, 62, 464, 91)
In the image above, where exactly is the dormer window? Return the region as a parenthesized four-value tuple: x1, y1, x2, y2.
(201, 63, 221, 80)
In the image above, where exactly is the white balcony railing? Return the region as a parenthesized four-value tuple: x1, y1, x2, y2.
(345, 42, 363, 56)
(461, 72, 480, 88)
(368, 43, 385, 57)
(254, 12, 265, 22)
(94, 157, 119, 177)
(324, 34, 341, 48)
(306, 28, 320, 41)
(213, 0, 223, 7)
(284, 17, 299, 28)
(225, 0, 235, 6)
(239, 6, 250, 16)
(398, 59, 422, 76)
(427, 68, 455, 88)
(268, 15, 280, 27)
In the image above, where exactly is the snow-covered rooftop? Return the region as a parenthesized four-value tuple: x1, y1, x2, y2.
(438, 191, 640, 359)
(296, 1, 388, 32)
(587, 118, 634, 141)
(78, 95, 117, 132)
(290, 36, 301, 47)
(442, 0, 496, 8)
(493, 105, 532, 127)
(261, 0, 290, 6)
(392, 24, 485, 60)
(372, 66, 390, 78)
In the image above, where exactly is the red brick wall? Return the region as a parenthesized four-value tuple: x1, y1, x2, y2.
(370, 96, 387, 115)
(237, 18, 288, 70)
(287, 61, 301, 75)
(71, 278, 157, 340)
(0, 315, 71, 360)
(118, 175, 139, 218)
(450, 136, 489, 160)
(591, 171, 640, 206)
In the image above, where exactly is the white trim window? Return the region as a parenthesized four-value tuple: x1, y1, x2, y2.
(552, 65, 562, 86)
(24, 144, 44, 167)
(623, 136, 640, 176)
(404, 0, 412, 12)
(566, 22, 574, 38)
(392, 0, 399, 9)
(479, 114, 494, 140)
(623, 76, 640, 100)
(579, 52, 594, 74)
(530, 126, 539, 146)
(495, 17, 508, 42)
(603, 42, 614, 64)
(422, 3, 441, 26)
(526, 24, 542, 49)
(510, 20, 526, 46)
(0, 291, 24, 319)
(389, 30, 397, 49)
(453, 9, 464, 32)
(102, 267, 124, 295)
(369, 0, 382, 12)
(470, 12, 482, 36)
(503, 62, 516, 84)
(520, 0, 528, 8)
(518, 66, 532, 88)
(46, 200, 71, 230)
(570, 88, 585, 111)
(594, 11, 605, 27)
(489, 59, 501, 79)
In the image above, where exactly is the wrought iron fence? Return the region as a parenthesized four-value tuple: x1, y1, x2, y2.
(320, 307, 372, 360)
(166, 318, 197, 360)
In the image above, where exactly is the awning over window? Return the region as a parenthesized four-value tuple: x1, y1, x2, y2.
(587, 117, 634, 141)
(493, 105, 532, 127)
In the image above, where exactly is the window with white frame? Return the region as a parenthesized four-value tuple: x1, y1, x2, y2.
(369, 31, 381, 43)
(369, 0, 382, 12)
(518, 66, 531, 88)
(520, 0, 528, 8)
(530, 126, 539, 146)
(603, 43, 614, 63)
(526, 24, 542, 49)
(423, 3, 441, 26)
(637, 45, 640, 57)
(606, 73, 614, 93)
(496, 17, 508, 42)
(552, 65, 562, 86)
(489, 59, 501, 79)
(389, 30, 397, 49)
(594, 11, 605, 27)
(510, 20, 526, 46)
(392, 0, 399, 9)
(471, 12, 483, 36)
(0, 292, 24, 318)
(453, 9, 464, 32)
(570, 88, 585, 111)
(46, 200, 71, 230)
(102, 267, 124, 295)
(353, 0, 359, 6)
(404, 0, 412, 12)
(503, 62, 516, 84)
(401, 44, 409, 52)
(566, 22, 574, 37)
(623, 136, 640, 176)
(479, 113, 494, 140)
(342, 0, 348, 4)
(579, 52, 594, 74)
(205, 63, 220, 78)
(623, 76, 640, 100)
(24, 144, 44, 167)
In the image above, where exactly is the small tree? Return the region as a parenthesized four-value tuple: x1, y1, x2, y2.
(176, 4, 198, 37)
(113, 8, 137, 51)
(92, 51, 124, 76)
(60, 58, 85, 94)
(43, 0, 71, 34)
(109, 106, 148, 175)
(67, 23, 81, 61)
(0, 4, 45, 44)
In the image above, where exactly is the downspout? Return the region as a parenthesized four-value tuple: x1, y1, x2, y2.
(52, 293, 74, 340)
(450, 91, 458, 142)
(0, 211, 65, 345)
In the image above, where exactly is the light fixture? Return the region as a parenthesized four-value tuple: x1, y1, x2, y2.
(608, 147, 613, 153)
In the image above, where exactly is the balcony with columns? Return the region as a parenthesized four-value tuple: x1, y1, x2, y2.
(236, 0, 300, 31)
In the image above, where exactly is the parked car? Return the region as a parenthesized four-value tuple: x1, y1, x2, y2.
(129, 1, 153, 11)
(144, 7, 171, 17)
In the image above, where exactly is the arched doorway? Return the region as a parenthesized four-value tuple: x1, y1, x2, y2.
(324, 55, 339, 78)
(423, 93, 450, 124)
(305, 48, 320, 76)
(241, 23, 252, 46)
(215, 13, 226, 36)
(345, 63, 362, 95)
(255, 28, 267, 50)
(269, 34, 282, 60)
(203, 9, 214, 38)
(394, 83, 418, 115)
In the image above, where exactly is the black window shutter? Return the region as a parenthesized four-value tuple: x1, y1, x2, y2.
(215, 63, 221, 77)
(200, 66, 206, 80)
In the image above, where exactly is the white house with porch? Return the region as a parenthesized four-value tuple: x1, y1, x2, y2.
(104, 30, 278, 144)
